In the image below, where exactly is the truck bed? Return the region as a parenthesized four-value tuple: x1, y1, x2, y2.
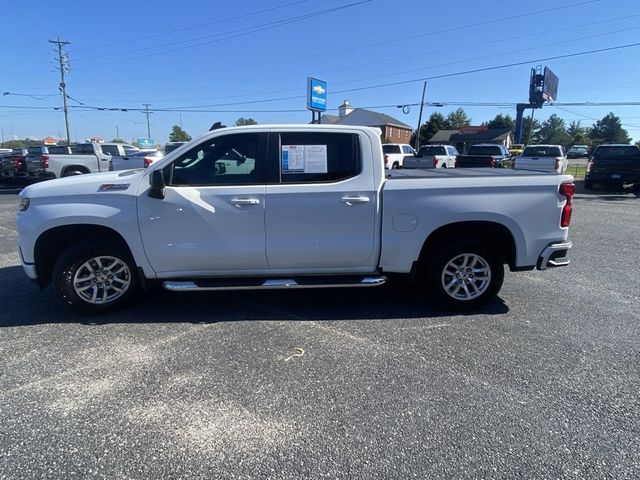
(387, 167, 559, 179)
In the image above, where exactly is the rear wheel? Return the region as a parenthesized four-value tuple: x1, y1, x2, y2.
(424, 240, 504, 311)
(53, 242, 138, 314)
(392, 162, 400, 169)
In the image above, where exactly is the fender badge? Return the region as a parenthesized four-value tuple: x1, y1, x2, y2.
(98, 183, 130, 192)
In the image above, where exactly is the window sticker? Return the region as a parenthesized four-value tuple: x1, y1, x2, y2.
(281, 145, 328, 174)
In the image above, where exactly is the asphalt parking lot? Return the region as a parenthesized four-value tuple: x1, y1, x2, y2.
(0, 184, 638, 479)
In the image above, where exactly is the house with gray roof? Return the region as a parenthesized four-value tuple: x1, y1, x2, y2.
(320, 101, 413, 143)
(428, 126, 513, 153)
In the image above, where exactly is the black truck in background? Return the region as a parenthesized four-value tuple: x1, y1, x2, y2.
(455, 144, 511, 168)
(585, 144, 640, 190)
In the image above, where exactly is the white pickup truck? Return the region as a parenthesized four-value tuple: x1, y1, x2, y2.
(17, 125, 574, 314)
(27, 143, 112, 180)
(514, 145, 568, 174)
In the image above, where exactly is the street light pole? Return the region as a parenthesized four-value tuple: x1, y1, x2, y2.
(414, 81, 427, 150)
(115, 125, 120, 141)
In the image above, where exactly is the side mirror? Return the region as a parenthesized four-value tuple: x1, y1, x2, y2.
(148, 169, 165, 199)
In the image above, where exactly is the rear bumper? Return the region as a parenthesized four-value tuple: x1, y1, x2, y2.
(537, 241, 572, 270)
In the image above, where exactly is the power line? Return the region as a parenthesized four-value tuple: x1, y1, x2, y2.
(67, 13, 640, 103)
(72, 1, 372, 68)
(71, 0, 597, 68)
(72, 0, 312, 53)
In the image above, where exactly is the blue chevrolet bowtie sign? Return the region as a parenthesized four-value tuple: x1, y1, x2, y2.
(307, 77, 327, 112)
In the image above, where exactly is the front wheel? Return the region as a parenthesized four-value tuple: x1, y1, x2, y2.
(53, 242, 139, 314)
(424, 241, 504, 311)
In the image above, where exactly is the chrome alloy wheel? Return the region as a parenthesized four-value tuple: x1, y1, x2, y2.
(72, 256, 131, 305)
(441, 253, 492, 301)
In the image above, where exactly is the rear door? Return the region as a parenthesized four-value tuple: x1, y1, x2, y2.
(264, 130, 378, 272)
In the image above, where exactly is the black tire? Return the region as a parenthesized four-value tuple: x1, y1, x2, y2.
(584, 179, 593, 190)
(392, 162, 400, 169)
(53, 242, 139, 314)
(424, 240, 504, 311)
(62, 169, 85, 177)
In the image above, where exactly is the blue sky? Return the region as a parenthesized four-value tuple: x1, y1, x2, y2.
(1, 0, 639, 143)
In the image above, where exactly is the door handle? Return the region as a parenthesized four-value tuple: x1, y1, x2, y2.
(341, 195, 370, 205)
(231, 198, 260, 206)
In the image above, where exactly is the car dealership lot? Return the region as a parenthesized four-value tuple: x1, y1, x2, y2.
(0, 186, 638, 478)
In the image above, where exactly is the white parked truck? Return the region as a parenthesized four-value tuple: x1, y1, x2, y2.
(27, 143, 112, 180)
(17, 125, 574, 314)
(514, 145, 568, 174)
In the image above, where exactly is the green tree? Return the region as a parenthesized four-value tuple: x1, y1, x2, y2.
(533, 114, 570, 146)
(235, 117, 258, 126)
(484, 113, 515, 130)
(521, 117, 541, 145)
(1, 139, 26, 149)
(412, 111, 446, 145)
(588, 113, 631, 144)
(111, 138, 127, 144)
(566, 121, 590, 146)
(443, 108, 471, 129)
(169, 125, 192, 142)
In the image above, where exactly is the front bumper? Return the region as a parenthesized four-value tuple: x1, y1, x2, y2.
(537, 241, 572, 270)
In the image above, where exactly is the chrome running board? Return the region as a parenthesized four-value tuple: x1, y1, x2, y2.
(163, 276, 386, 292)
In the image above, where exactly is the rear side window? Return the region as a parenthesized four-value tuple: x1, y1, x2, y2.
(71, 144, 96, 155)
(402, 145, 414, 154)
(278, 132, 360, 183)
(28, 146, 46, 154)
(447, 147, 459, 156)
(522, 146, 562, 157)
(382, 144, 401, 154)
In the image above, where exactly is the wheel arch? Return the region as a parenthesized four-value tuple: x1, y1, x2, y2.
(416, 220, 517, 272)
(34, 224, 135, 288)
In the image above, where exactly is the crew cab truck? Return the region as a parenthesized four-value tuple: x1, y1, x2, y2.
(513, 145, 568, 174)
(585, 144, 640, 190)
(17, 125, 574, 314)
(404, 145, 458, 169)
(455, 144, 510, 168)
(29, 143, 112, 180)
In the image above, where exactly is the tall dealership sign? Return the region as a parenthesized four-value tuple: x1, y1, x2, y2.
(307, 77, 327, 124)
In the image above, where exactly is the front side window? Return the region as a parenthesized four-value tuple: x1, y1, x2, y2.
(166, 133, 262, 186)
(278, 132, 360, 183)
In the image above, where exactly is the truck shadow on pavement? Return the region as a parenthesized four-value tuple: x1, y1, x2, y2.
(0, 266, 509, 327)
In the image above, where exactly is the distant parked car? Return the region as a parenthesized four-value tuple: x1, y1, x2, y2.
(509, 144, 524, 156)
(1, 148, 29, 179)
(404, 144, 458, 169)
(585, 144, 640, 190)
(382, 143, 415, 169)
(513, 145, 568, 174)
(99, 143, 140, 171)
(566, 145, 589, 159)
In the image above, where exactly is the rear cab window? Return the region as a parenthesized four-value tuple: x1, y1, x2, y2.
(522, 146, 563, 157)
(593, 146, 640, 158)
(382, 145, 401, 155)
(467, 146, 502, 155)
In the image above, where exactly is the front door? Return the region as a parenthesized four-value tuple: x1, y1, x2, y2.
(138, 132, 269, 276)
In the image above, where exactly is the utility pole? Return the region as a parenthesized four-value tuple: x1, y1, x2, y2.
(414, 81, 427, 150)
(49, 36, 71, 146)
(115, 125, 120, 141)
(142, 103, 152, 139)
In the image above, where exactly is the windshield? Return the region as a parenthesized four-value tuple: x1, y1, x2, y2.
(522, 146, 563, 157)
